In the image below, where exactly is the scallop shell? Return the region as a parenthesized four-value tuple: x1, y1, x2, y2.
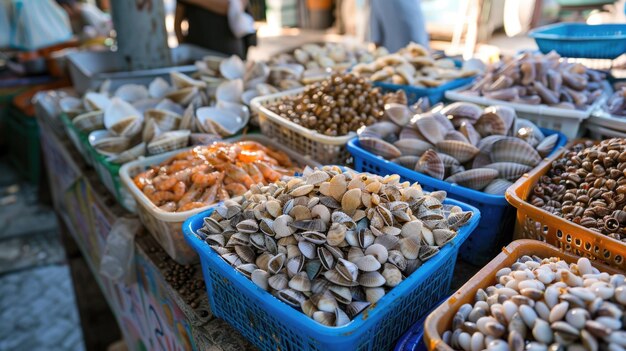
(484, 178, 514, 195)
(385, 103, 412, 126)
(445, 168, 498, 190)
(459, 122, 481, 146)
(414, 115, 444, 145)
(491, 138, 542, 167)
(535, 133, 559, 157)
(415, 150, 445, 180)
(393, 139, 433, 156)
(73, 110, 104, 133)
(475, 112, 507, 137)
(484, 162, 532, 181)
(359, 137, 402, 159)
(147, 130, 190, 155)
(436, 140, 480, 163)
(104, 97, 144, 137)
(219, 55, 246, 80)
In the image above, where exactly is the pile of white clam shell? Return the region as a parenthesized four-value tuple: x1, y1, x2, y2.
(197, 166, 473, 327)
(358, 101, 560, 195)
(61, 71, 250, 164)
(443, 256, 626, 351)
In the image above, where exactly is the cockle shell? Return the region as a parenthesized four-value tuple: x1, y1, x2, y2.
(475, 112, 507, 137)
(414, 114, 444, 145)
(393, 139, 433, 156)
(459, 122, 481, 146)
(444, 130, 470, 144)
(385, 103, 412, 126)
(196, 107, 248, 136)
(106, 142, 146, 164)
(445, 168, 498, 190)
(359, 137, 402, 159)
(171, 71, 206, 89)
(60, 96, 84, 118)
(484, 162, 532, 181)
(144, 109, 181, 132)
(535, 133, 559, 157)
(436, 140, 480, 163)
(491, 138, 542, 167)
(482, 105, 516, 134)
(165, 87, 199, 106)
(483, 178, 514, 195)
(415, 150, 445, 180)
(440, 102, 482, 122)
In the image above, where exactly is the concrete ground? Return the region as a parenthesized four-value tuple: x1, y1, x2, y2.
(0, 158, 85, 351)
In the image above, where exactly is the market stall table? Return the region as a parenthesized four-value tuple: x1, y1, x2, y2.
(35, 93, 255, 351)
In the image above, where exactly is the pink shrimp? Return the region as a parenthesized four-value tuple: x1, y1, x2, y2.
(178, 202, 206, 212)
(254, 161, 282, 183)
(133, 168, 157, 190)
(148, 191, 176, 204)
(224, 183, 247, 196)
(243, 163, 264, 184)
(225, 164, 254, 188)
(191, 171, 220, 187)
(154, 176, 178, 191)
(172, 181, 186, 201)
(159, 201, 177, 212)
(177, 184, 203, 208)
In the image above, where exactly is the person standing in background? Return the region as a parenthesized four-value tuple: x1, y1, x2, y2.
(369, 0, 430, 52)
(175, 0, 256, 58)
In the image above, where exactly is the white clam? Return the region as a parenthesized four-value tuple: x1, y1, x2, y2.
(219, 55, 246, 80)
(104, 97, 144, 137)
(148, 77, 173, 99)
(216, 79, 244, 103)
(114, 84, 149, 103)
(196, 107, 248, 136)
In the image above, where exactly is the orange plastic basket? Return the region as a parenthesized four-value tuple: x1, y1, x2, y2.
(505, 139, 626, 270)
(423, 239, 621, 351)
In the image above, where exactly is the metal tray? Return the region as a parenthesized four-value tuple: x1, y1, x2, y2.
(68, 44, 224, 93)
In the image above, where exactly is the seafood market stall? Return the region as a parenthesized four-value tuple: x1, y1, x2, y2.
(30, 20, 626, 351)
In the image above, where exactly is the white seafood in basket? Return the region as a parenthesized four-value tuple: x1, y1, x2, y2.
(72, 72, 256, 164)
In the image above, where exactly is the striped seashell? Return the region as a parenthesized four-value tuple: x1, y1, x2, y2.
(459, 121, 481, 146)
(437, 153, 463, 176)
(444, 130, 470, 144)
(445, 168, 498, 190)
(384, 103, 412, 126)
(491, 137, 541, 167)
(361, 121, 402, 139)
(414, 114, 444, 145)
(475, 111, 507, 137)
(535, 133, 559, 157)
(393, 138, 433, 156)
(399, 126, 424, 140)
(514, 118, 545, 142)
(391, 156, 420, 169)
(477, 135, 508, 153)
(436, 140, 480, 163)
(440, 102, 482, 122)
(431, 111, 455, 132)
(415, 150, 445, 180)
(482, 105, 516, 135)
(484, 162, 532, 181)
(359, 137, 402, 159)
(484, 178, 514, 195)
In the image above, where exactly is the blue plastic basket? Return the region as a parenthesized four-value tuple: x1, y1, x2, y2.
(183, 200, 480, 351)
(528, 23, 626, 59)
(374, 77, 475, 105)
(347, 128, 567, 266)
(393, 298, 448, 351)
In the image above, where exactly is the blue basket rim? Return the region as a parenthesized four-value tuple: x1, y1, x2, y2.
(183, 197, 480, 338)
(373, 76, 476, 94)
(346, 128, 566, 206)
(528, 23, 626, 40)
(393, 297, 448, 351)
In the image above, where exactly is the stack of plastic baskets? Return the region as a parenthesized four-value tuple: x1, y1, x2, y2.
(505, 141, 626, 271)
(423, 240, 622, 350)
(183, 198, 480, 351)
(347, 128, 567, 266)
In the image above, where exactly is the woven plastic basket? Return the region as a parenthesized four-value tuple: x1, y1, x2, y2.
(505, 142, 626, 270)
(251, 89, 357, 165)
(423, 239, 620, 351)
(183, 200, 480, 351)
(373, 76, 475, 105)
(347, 128, 567, 266)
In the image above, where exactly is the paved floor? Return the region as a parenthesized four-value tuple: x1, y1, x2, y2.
(0, 159, 85, 351)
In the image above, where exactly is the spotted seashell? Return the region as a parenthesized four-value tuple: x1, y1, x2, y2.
(445, 168, 499, 190)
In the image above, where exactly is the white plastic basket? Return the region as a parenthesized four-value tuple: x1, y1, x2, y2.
(119, 134, 320, 265)
(445, 89, 594, 140)
(251, 89, 357, 165)
(588, 95, 626, 133)
(585, 121, 626, 139)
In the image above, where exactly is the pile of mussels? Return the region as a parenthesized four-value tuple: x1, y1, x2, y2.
(196, 166, 473, 326)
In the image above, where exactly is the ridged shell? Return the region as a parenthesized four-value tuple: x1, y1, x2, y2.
(477, 135, 508, 153)
(393, 139, 433, 156)
(384, 103, 412, 126)
(475, 112, 507, 137)
(147, 130, 190, 155)
(437, 153, 462, 176)
(73, 111, 104, 133)
(459, 122, 481, 146)
(399, 126, 423, 140)
(445, 168, 498, 190)
(471, 152, 492, 169)
(484, 162, 532, 181)
(444, 130, 470, 143)
(415, 150, 444, 180)
(391, 156, 419, 169)
(431, 112, 455, 132)
(361, 121, 401, 139)
(440, 102, 482, 121)
(484, 178, 514, 195)
(483, 105, 516, 134)
(414, 115, 444, 145)
(491, 138, 541, 167)
(359, 137, 402, 159)
(436, 140, 480, 163)
(536, 133, 559, 157)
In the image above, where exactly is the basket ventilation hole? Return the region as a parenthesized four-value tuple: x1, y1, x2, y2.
(584, 241, 592, 251)
(604, 249, 611, 259)
(615, 255, 623, 264)
(574, 238, 582, 247)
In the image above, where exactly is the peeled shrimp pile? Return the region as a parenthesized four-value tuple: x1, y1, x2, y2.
(133, 141, 300, 212)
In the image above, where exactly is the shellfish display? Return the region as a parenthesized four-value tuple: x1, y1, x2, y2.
(441, 255, 626, 351)
(358, 102, 556, 194)
(352, 42, 481, 87)
(460, 51, 605, 110)
(195, 166, 474, 326)
(528, 138, 626, 238)
(132, 140, 300, 212)
(603, 86, 626, 118)
(265, 73, 392, 136)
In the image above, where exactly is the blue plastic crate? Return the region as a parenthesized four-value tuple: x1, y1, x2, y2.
(374, 76, 475, 105)
(347, 128, 567, 266)
(528, 23, 626, 59)
(183, 200, 480, 351)
(393, 298, 448, 351)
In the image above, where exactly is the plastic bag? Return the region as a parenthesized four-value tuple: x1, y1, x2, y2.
(100, 218, 141, 284)
(10, 0, 73, 50)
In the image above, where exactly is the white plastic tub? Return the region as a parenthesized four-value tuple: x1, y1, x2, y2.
(585, 121, 626, 139)
(119, 134, 320, 265)
(251, 89, 357, 165)
(445, 89, 596, 139)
